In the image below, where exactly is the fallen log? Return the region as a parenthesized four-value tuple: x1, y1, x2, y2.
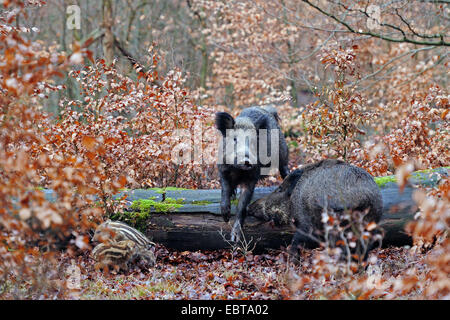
(111, 167, 448, 253)
(40, 167, 447, 252)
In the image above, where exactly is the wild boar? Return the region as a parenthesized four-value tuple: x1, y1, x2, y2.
(215, 105, 289, 241)
(248, 159, 383, 260)
(93, 220, 155, 250)
(91, 239, 156, 272)
(91, 240, 137, 272)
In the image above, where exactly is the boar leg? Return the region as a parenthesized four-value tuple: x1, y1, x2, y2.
(279, 137, 290, 179)
(288, 229, 316, 263)
(220, 176, 233, 222)
(230, 181, 256, 242)
(279, 163, 289, 179)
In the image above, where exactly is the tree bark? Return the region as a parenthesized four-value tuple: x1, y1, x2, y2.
(132, 183, 418, 253)
(102, 0, 114, 65)
(42, 167, 447, 252)
(112, 167, 448, 252)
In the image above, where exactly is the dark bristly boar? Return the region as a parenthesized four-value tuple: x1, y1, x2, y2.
(248, 159, 383, 260)
(215, 105, 289, 242)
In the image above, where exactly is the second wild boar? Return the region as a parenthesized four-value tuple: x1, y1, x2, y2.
(248, 159, 383, 260)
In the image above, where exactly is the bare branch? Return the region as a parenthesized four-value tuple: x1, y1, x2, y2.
(301, 0, 449, 46)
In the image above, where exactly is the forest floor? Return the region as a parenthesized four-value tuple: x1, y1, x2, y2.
(55, 244, 434, 300)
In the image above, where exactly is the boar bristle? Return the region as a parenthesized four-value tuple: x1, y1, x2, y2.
(259, 104, 280, 123)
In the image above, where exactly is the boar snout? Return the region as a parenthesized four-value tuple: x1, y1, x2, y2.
(235, 160, 254, 170)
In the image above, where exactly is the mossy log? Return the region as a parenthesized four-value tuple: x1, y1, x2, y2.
(113, 168, 448, 252)
(42, 167, 448, 252)
(123, 186, 415, 253)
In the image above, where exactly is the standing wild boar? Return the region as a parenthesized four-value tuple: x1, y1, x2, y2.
(248, 159, 383, 259)
(215, 105, 289, 241)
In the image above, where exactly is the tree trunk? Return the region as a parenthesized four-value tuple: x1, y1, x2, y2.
(42, 167, 448, 253)
(125, 183, 417, 253)
(110, 167, 447, 252)
(102, 0, 114, 65)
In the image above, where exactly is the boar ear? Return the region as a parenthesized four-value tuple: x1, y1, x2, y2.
(279, 169, 303, 196)
(255, 115, 269, 130)
(215, 112, 235, 136)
